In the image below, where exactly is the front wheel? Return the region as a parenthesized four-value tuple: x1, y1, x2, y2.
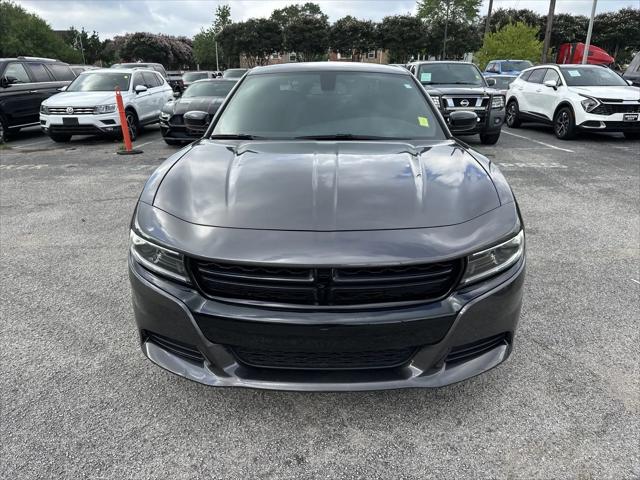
(623, 131, 640, 140)
(49, 133, 72, 143)
(125, 110, 139, 141)
(480, 132, 501, 145)
(554, 107, 576, 140)
(0, 115, 8, 143)
(505, 100, 521, 128)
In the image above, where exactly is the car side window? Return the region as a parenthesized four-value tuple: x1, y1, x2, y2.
(27, 63, 53, 82)
(519, 70, 532, 81)
(154, 73, 165, 86)
(46, 64, 75, 81)
(141, 72, 158, 88)
(4, 62, 32, 83)
(486, 62, 493, 72)
(543, 69, 561, 86)
(132, 73, 146, 89)
(528, 69, 547, 84)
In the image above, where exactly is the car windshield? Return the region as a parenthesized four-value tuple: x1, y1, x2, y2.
(212, 71, 444, 140)
(183, 72, 208, 82)
(493, 76, 516, 89)
(502, 61, 533, 71)
(560, 66, 628, 86)
(418, 63, 484, 86)
(184, 81, 235, 98)
(66, 72, 131, 92)
(223, 69, 247, 79)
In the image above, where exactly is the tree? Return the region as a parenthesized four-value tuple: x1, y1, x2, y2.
(379, 15, 427, 63)
(230, 19, 283, 67)
(417, 0, 481, 58)
(217, 23, 244, 67)
(329, 16, 378, 60)
(427, 17, 482, 59)
(61, 27, 105, 65)
(115, 33, 193, 69)
(484, 8, 542, 34)
(194, 5, 233, 70)
(286, 16, 330, 61)
(0, 0, 82, 62)
(475, 22, 543, 70)
(271, 2, 328, 27)
(592, 8, 640, 62)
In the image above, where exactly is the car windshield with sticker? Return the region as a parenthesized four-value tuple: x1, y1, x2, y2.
(211, 71, 444, 140)
(67, 72, 131, 92)
(559, 66, 629, 87)
(417, 63, 484, 87)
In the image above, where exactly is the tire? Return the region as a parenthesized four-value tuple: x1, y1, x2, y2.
(554, 106, 576, 140)
(505, 100, 521, 128)
(49, 133, 72, 143)
(623, 131, 640, 140)
(480, 132, 501, 145)
(125, 109, 139, 141)
(164, 138, 183, 146)
(0, 115, 7, 143)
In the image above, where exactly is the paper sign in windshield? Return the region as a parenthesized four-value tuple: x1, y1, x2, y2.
(418, 116, 429, 127)
(420, 72, 432, 82)
(568, 70, 581, 77)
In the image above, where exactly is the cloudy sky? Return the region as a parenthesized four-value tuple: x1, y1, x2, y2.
(19, 0, 638, 38)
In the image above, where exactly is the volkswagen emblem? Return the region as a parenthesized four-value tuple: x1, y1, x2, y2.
(66, 107, 74, 114)
(460, 99, 470, 107)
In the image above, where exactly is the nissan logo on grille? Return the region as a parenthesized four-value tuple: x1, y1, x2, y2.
(460, 99, 470, 107)
(66, 107, 74, 114)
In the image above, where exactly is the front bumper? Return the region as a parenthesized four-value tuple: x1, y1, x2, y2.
(40, 113, 122, 136)
(129, 250, 525, 391)
(160, 118, 202, 141)
(577, 112, 640, 132)
(442, 108, 505, 135)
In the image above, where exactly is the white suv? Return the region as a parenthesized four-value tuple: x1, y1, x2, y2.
(505, 64, 640, 140)
(40, 68, 173, 142)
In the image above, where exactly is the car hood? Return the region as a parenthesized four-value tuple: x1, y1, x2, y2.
(152, 140, 501, 231)
(43, 91, 126, 106)
(171, 96, 225, 115)
(568, 85, 640, 100)
(424, 85, 494, 96)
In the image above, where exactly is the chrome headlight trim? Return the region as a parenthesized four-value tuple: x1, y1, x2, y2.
(460, 230, 524, 285)
(129, 230, 190, 284)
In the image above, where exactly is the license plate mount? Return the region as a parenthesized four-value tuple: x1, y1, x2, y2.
(623, 113, 638, 122)
(63, 117, 79, 125)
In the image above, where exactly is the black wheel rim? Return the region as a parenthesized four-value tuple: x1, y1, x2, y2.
(0, 122, 4, 143)
(506, 104, 516, 125)
(126, 114, 137, 140)
(556, 111, 569, 137)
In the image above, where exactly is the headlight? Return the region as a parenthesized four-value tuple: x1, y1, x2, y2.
(580, 97, 600, 113)
(94, 104, 117, 114)
(129, 230, 190, 283)
(491, 95, 505, 109)
(460, 230, 524, 285)
(430, 95, 441, 109)
(40, 104, 49, 114)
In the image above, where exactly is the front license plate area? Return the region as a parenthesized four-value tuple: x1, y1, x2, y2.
(63, 117, 79, 125)
(623, 113, 638, 122)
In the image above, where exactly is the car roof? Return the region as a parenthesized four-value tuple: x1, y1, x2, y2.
(408, 61, 475, 66)
(0, 57, 64, 63)
(192, 78, 236, 84)
(492, 59, 529, 62)
(248, 62, 410, 75)
(80, 67, 158, 74)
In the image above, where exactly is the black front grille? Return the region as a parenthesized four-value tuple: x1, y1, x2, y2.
(50, 125, 103, 135)
(189, 260, 463, 307)
(232, 345, 417, 370)
(169, 115, 184, 125)
(445, 333, 508, 364)
(443, 96, 489, 110)
(591, 103, 640, 115)
(145, 331, 204, 363)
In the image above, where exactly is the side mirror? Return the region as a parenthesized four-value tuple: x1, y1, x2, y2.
(1, 76, 18, 88)
(173, 91, 181, 98)
(448, 111, 478, 132)
(135, 85, 148, 94)
(486, 78, 496, 87)
(543, 79, 558, 89)
(184, 110, 210, 134)
(627, 79, 634, 86)
(57, 85, 67, 92)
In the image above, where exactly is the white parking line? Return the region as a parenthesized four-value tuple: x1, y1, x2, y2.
(503, 130, 574, 153)
(13, 139, 53, 149)
(632, 279, 640, 285)
(135, 140, 155, 149)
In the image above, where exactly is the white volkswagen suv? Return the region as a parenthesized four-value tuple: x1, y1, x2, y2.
(40, 68, 173, 142)
(506, 64, 640, 140)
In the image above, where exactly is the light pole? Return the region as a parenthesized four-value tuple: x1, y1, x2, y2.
(215, 40, 219, 71)
(582, 0, 598, 64)
(541, 0, 556, 63)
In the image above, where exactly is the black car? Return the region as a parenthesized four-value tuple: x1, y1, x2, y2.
(623, 53, 640, 87)
(129, 62, 525, 391)
(0, 56, 75, 142)
(222, 68, 249, 79)
(160, 79, 237, 145)
(408, 61, 506, 144)
(166, 70, 185, 93)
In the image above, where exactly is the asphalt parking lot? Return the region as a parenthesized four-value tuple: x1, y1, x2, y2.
(1, 124, 638, 479)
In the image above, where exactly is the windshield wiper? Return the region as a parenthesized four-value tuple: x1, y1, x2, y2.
(210, 133, 264, 140)
(293, 134, 408, 141)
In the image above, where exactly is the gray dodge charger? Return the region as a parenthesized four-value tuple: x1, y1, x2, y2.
(129, 62, 525, 391)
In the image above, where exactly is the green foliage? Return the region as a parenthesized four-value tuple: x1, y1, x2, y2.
(115, 33, 193, 69)
(285, 16, 330, 61)
(475, 22, 543, 69)
(0, 0, 82, 62)
(379, 15, 427, 63)
(271, 2, 328, 27)
(329, 16, 378, 58)
(220, 19, 283, 67)
(417, 0, 481, 25)
(193, 5, 233, 70)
